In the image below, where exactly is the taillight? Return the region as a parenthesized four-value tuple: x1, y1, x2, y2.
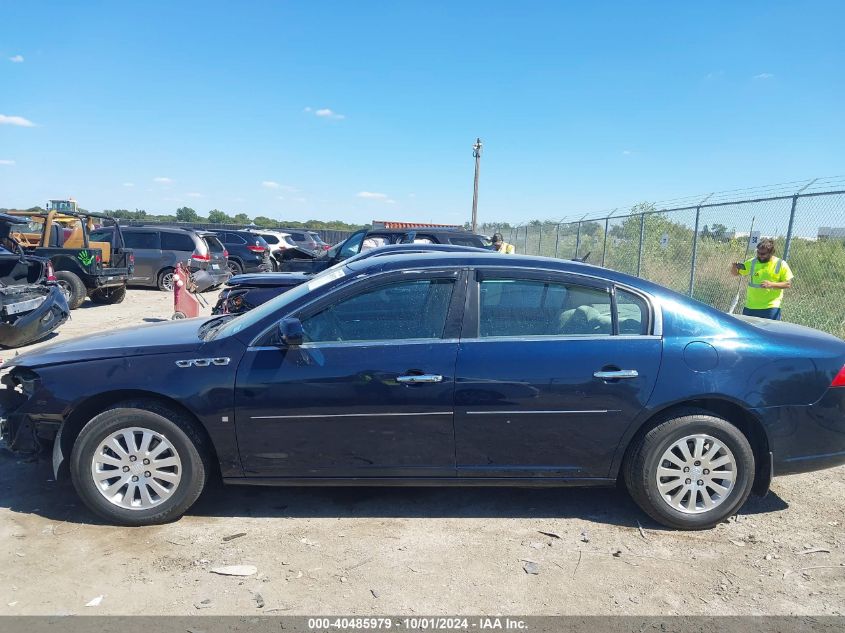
(191, 252, 211, 262)
(223, 250, 229, 259)
(129, 253, 135, 264)
(832, 366, 845, 387)
(95, 254, 101, 264)
(46, 261, 56, 282)
(247, 244, 265, 253)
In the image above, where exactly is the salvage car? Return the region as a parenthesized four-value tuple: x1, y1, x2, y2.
(278, 227, 488, 273)
(0, 214, 70, 347)
(2, 252, 845, 529)
(212, 243, 487, 315)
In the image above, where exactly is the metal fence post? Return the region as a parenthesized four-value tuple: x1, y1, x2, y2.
(524, 226, 529, 253)
(784, 179, 817, 260)
(636, 213, 645, 277)
(601, 209, 617, 268)
(575, 221, 582, 260)
(688, 206, 701, 296)
(537, 224, 543, 256)
(554, 223, 561, 258)
(784, 196, 799, 261)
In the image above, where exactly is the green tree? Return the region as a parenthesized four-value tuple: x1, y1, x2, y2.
(233, 213, 251, 224)
(176, 207, 199, 222)
(208, 209, 231, 224)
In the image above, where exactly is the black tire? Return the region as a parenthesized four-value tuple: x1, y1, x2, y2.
(69, 402, 210, 526)
(157, 268, 176, 292)
(623, 411, 755, 530)
(90, 284, 127, 304)
(54, 270, 87, 310)
(227, 260, 243, 276)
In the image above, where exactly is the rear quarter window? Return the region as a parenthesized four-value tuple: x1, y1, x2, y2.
(161, 232, 196, 251)
(204, 236, 225, 253)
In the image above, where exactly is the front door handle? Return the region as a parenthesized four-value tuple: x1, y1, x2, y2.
(593, 369, 639, 379)
(397, 374, 443, 384)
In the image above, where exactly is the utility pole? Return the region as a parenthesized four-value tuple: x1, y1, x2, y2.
(470, 137, 482, 232)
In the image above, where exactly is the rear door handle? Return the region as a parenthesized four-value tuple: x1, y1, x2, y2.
(397, 374, 443, 384)
(593, 369, 639, 379)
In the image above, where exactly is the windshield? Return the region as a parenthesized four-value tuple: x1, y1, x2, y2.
(327, 230, 365, 261)
(211, 265, 348, 339)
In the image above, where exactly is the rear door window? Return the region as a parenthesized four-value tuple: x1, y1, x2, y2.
(478, 277, 612, 337)
(161, 232, 196, 252)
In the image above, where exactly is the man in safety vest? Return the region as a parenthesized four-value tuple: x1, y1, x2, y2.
(491, 232, 515, 254)
(730, 237, 793, 320)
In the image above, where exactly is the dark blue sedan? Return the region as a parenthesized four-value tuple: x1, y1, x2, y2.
(2, 252, 844, 529)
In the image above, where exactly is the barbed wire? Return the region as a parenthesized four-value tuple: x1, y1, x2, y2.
(483, 175, 845, 228)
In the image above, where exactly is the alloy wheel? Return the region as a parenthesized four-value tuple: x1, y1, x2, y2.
(655, 434, 737, 514)
(90, 426, 183, 510)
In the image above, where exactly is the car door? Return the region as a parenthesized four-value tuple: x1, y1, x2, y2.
(454, 268, 662, 479)
(122, 230, 161, 284)
(234, 269, 466, 477)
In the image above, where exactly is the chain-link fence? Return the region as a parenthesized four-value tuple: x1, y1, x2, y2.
(481, 177, 845, 339)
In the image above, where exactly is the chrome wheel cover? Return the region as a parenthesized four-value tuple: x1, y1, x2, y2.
(161, 272, 176, 292)
(90, 427, 183, 510)
(655, 434, 737, 514)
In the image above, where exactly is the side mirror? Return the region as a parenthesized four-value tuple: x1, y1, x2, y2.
(278, 317, 304, 347)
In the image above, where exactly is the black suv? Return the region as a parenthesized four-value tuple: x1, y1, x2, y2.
(90, 226, 231, 291)
(210, 230, 272, 276)
(280, 228, 488, 273)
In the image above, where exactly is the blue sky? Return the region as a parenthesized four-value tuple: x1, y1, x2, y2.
(1, 1, 843, 225)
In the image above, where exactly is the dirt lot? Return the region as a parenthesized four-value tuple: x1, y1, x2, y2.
(0, 289, 844, 616)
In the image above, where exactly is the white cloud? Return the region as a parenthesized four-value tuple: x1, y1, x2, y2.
(705, 70, 724, 80)
(622, 150, 633, 155)
(304, 106, 345, 120)
(386, 199, 396, 204)
(153, 176, 173, 183)
(186, 192, 203, 198)
(9, 55, 24, 63)
(357, 191, 390, 200)
(122, 182, 134, 187)
(0, 114, 36, 127)
(0, 159, 15, 166)
(262, 180, 280, 189)
(279, 184, 298, 192)
(295, 197, 307, 203)
(753, 73, 774, 80)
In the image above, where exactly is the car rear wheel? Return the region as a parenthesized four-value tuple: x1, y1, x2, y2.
(54, 271, 87, 310)
(158, 268, 176, 292)
(90, 284, 127, 304)
(70, 403, 209, 526)
(227, 260, 243, 276)
(624, 412, 755, 530)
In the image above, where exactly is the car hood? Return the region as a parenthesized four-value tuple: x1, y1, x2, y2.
(227, 272, 311, 288)
(3, 317, 210, 369)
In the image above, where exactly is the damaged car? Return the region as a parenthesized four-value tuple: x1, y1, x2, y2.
(0, 214, 70, 348)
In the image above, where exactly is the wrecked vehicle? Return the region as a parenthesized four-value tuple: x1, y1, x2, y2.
(212, 243, 487, 315)
(0, 214, 70, 347)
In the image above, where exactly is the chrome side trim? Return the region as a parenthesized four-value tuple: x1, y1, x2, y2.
(459, 335, 661, 343)
(465, 409, 614, 415)
(175, 357, 231, 368)
(251, 411, 453, 420)
(247, 338, 460, 352)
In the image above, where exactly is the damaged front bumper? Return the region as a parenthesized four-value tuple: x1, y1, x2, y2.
(0, 286, 69, 348)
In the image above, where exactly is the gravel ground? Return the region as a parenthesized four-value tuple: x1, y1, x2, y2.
(0, 288, 844, 615)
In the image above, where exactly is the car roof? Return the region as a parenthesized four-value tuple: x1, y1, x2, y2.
(345, 251, 668, 294)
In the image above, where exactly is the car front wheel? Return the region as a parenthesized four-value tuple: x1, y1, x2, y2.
(69, 403, 209, 526)
(624, 412, 755, 530)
